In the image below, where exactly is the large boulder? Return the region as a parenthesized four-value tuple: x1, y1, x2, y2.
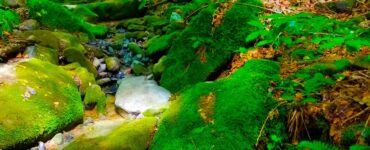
(115, 76, 171, 114)
(151, 59, 280, 149)
(0, 59, 84, 149)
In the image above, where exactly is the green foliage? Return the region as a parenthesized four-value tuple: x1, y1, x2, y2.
(297, 141, 339, 150)
(342, 124, 370, 147)
(277, 59, 350, 102)
(246, 13, 370, 53)
(152, 59, 280, 149)
(0, 9, 20, 40)
(160, 0, 262, 92)
(27, 0, 107, 37)
(349, 145, 370, 150)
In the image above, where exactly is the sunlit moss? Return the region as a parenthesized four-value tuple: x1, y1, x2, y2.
(0, 59, 83, 149)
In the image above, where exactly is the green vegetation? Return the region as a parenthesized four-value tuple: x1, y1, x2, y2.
(0, 8, 20, 40)
(297, 141, 339, 150)
(0, 59, 83, 149)
(244, 12, 370, 53)
(160, 0, 263, 92)
(27, 0, 107, 37)
(152, 59, 280, 149)
(64, 117, 157, 150)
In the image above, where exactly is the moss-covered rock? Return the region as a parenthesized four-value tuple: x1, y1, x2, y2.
(128, 42, 144, 55)
(78, 0, 145, 21)
(84, 84, 106, 114)
(105, 57, 121, 72)
(64, 48, 97, 76)
(62, 63, 96, 94)
(64, 117, 157, 150)
(124, 31, 150, 39)
(160, 0, 262, 92)
(27, 0, 107, 37)
(145, 33, 177, 56)
(151, 59, 280, 149)
(0, 59, 84, 149)
(119, 18, 145, 28)
(25, 45, 58, 64)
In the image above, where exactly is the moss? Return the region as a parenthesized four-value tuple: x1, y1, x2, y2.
(64, 117, 157, 150)
(78, 0, 145, 21)
(128, 42, 143, 55)
(297, 141, 339, 150)
(72, 5, 99, 22)
(64, 47, 98, 76)
(342, 124, 370, 147)
(349, 145, 370, 150)
(144, 15, 169, 30)
(29, 45, 58, 64)
(146, 33, 177, 56)
(119, 18, 145, 28)
(0, 59, 83, 149)
(151, 59, 280, 149)
(62, 63, 96, 94)
(127, 24, 146, 31)
(124, 31, 150, 39)
(160, 0, 262, 92)
(27, 0, 107, 37)
(20, 30, 60, 49)
(84, 84, 106, 114)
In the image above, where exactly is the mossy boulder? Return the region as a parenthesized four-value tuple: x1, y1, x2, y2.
(62, 63, 96, 94)
(64, 47, 98, 77)
(119, 18, 145, 28)
(151, 59, 280, 149)
(84, 84, 106, 114)
(105, 57, 121, 72)
(25, 45, 58, 64)
(124, 31, 150, 39)
(160, 0, 262, 92)
(78, 0, 145, 21)
(64, 117, 157, 150)
(145, 33, 177, 56)
(0, 59, 84, 149)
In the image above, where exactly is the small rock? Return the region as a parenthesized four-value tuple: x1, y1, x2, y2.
(105, 57, 121, 72)
(98, 72, 109, 77)
(38, 141, 45, 150)
(83, 117, 94, 125)
(19, 19, 40, 31)
(326, 0, 355, 13)
(93, 57, 102, 68)
(50, 133, 64, 145)
(98, 64, 107, 72)
(97, 78, 111, 85)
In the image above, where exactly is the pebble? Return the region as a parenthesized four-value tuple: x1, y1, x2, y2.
(98, 64, 107, 72)
(98, 72, 109, 78)
(97, 78, 112, 85)
(50, 133, 64, 145)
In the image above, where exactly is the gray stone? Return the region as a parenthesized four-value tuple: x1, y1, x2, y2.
(19, 19, 40, 31)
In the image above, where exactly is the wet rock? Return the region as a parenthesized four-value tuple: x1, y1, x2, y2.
(93, 57, 103, 68)
(105, 57, 121, 72)
(19, 19, 40, 31)
(84, 84, 106, 114)
(62, 63, 96, 94)
(0, 59, 83, 149)
(25, 45, 58, 64)
(64, 47, 98, 76)
(97, 77, 111, 85)
(115, 76, 171, 114)
(326, 0, 356, 13)
(98, 63, 106, 72)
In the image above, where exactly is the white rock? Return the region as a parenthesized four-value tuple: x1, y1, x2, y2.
(115, 76, 171, 114)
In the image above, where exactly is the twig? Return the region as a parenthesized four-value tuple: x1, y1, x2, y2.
(184, 4, 209, 24)
(235, 2, 280, 13)
(255, 101, 287, 147)
(342, 107, 370, 125)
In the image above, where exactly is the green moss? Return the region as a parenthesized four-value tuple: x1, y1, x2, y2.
(72, 5, 99, 22)
(128, 42, 144, 55)
(84, 84, 106, 114)
(342, 124, 370, 147)
(28, 45, 58, 64)
(0, 59, 83, 149)
(349, 145, 370, 150)
(64, 47, 98, 76)
(146, 33, 177, 56)
(144, 15, 169, 30)
(151, 59, 280, 149)
(20, 30, 60, 49)
(62, 63, 96, 94)
(78, 0, 145, 21)
(297, 141, 339, 150)
(160, 0, 262, 92)
(27, 0, 107, 37)
(124, 31, 150, 39)
(64, 117, 157, 150)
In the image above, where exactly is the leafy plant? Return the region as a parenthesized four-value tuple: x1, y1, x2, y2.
(245, 13, 370, 53)
(297, 141, 339, 150)
(0, 9, 20, 40)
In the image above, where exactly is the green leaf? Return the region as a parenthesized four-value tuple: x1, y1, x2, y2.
(138, 0, 147, 10)
(245, 30, 268, 42)
(256, 40, 272, 47)
(319, 37, 345, 50)
(345, 39, 363, 52)
(248, 20, 264, 29)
